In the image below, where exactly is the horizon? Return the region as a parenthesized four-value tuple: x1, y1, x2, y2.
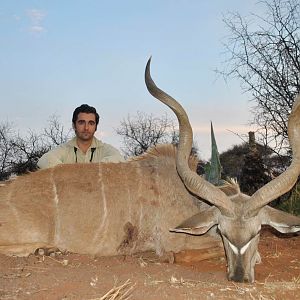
(0, 1, 262, 160)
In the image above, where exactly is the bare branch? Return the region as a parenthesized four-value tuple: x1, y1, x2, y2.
(116, 112, 178, 157)
(220, 0, 300, 155)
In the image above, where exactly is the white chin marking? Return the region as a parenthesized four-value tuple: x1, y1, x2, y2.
(228, 241, 239, 255)
(240, 240, 251, 255)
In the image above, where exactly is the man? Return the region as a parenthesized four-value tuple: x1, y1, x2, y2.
(38, 104, 124, 169)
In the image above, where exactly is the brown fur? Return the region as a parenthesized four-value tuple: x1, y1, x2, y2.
(218, 178, 241, 197)
(0, 144, 219, 257)
(130, 144, 199, 171)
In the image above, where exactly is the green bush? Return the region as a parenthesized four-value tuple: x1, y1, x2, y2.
(277, 181, 300, 216)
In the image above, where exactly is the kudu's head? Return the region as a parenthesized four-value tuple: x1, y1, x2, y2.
(145, 58, 300, 283)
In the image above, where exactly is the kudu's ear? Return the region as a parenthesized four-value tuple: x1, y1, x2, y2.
(260, 206, 300, 234)
(170, 206, 220, 235)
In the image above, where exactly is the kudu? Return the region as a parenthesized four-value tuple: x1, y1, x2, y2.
(145, 58, 300, 283)
(0, 144, 219, 258)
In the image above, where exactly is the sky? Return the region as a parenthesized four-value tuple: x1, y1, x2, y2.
(0, 0, 264, 160)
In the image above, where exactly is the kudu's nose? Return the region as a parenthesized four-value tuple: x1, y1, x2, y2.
(229, 275, 251, 283)
(229, 265, 251, 283)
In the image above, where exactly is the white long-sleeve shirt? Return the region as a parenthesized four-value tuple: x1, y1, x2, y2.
(37, 137, 125, 169)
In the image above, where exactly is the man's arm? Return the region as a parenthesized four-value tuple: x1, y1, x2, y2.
(37, 147, 65, 169)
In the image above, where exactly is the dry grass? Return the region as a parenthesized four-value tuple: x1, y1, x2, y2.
(143, 273, 300, 299)
(90, 279, 136, 300)
(265, 244, 281, 259)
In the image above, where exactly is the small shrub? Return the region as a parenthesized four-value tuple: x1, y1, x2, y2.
(277, 181, 300, 216)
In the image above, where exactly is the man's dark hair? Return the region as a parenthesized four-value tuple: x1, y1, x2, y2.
(72, 104, 100, 125)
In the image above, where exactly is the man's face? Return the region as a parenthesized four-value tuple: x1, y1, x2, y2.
(73, 112, 97, 142)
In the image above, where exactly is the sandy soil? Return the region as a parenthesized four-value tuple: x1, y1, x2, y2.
(1, 228, 300, 300)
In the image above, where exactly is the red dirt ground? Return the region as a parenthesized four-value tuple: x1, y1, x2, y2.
(1, 228, 300, 300)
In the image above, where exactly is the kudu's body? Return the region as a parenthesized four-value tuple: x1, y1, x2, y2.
(145, 58, 300, 283)
(0, 145, 218, 257)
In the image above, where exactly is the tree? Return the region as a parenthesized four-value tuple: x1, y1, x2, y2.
(219, 143, 248, 181)
(0, 114, 72, 180)
(0, 122, 15, 180)
(220, 130, 288, 174)
(239, 147, 272, 196)
(43, 114, 71, 146)
(9, 130, 49, 176)
(221, 0, 300, 156)
(116, 112, 178, 157)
